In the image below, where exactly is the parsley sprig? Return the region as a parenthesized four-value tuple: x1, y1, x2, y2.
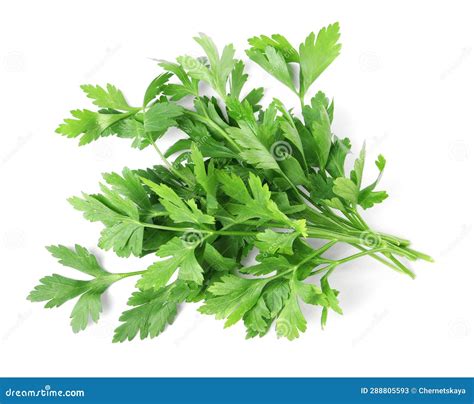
(29, 23, 432, 341)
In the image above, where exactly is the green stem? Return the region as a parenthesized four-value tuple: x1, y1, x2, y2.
(274, 244, 330, 280)
(301, 193, 355, 230)
(140, 221, 255, 237)
(337, 247, 388, 265)
(150, 141, 192, 187)
(310, 264, 335, 276)
(118, 270, 146, 279)
(313, 240, 338, 256)
(351, 209, 370, 229)
(350, 244, 413, 276)
(298, 92, 305, 111)
(403, 247, 434, 262)
(382, 252, 416, 278)
(139, 218, 427, 268)
(342, 210, 365, 229)
(186, 109, 241, 152)
(140, 219, 367, 242)
(307, 229, 362, 244)
(379, 233, 410, 247)
(309, 247, 390, 277)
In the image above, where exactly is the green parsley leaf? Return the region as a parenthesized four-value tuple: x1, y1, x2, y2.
(190, 144, 218, 211)
(350, 143, 366, 189)
(143, 73, 172, 107)
(326, 137, 351, 178)
(113, 286, 180, 342)
(137, 237, 204, 289)
(255, 229, 299, 255)
(229, 60, 248, 99)
(248, 34, 299, 63)
(226, 125, 280, 170)
(218, 171, 307, 235)
(28, 245, 121, 333)
(103, 168, 152, 210)
(299, 23, 341, 95)
(246, 46, 296, 91)
(199, 275, 268, 327)
(333, 177, 359, 206)
(358, 154, 388, 209)
(239, 256, 291, 276)
(56, 109, 134, 146)
(275, 287, 307, 340)
(142, 101, 183, 147)
(46, 244, 106, 277)
(80, 83, 136, 112)
(321, 275, 343, 315)
(141, 177, 214, 225)
(68, 185, 144, 257)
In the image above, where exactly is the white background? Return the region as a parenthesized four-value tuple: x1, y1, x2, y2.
(1, 0, 473, 377)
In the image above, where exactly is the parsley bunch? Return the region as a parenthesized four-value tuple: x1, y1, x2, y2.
(29, 23, 432, 341)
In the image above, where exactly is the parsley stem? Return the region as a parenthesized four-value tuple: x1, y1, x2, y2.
(336, 247, 388, 265)
(313, 240, 338, 256)
(403, 247, 433, 262)
(118, 270, 146, 278)
(380, 233, 410, 247)
(149, 139, 193, 187)
(384, 254, 415, 278)
(310, 265, 335, 276)
(351, 209, 370, 229)
(139, 218, 411, 252)
(139, 220, 369, 242)
(299, 191, 356, 230)
(350, 244, 411, 275)
(309, 247, 393, 277)
(304, 207, 356, 232)
(271, 241, 339, 281)
(306, 229, 362, 244)
(139, 222, 255, 237)
(138, 219, 426, 269)
(186, 109, 241, 152)
(298, 91, 305, 111)
(343, 211, 366, 229)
